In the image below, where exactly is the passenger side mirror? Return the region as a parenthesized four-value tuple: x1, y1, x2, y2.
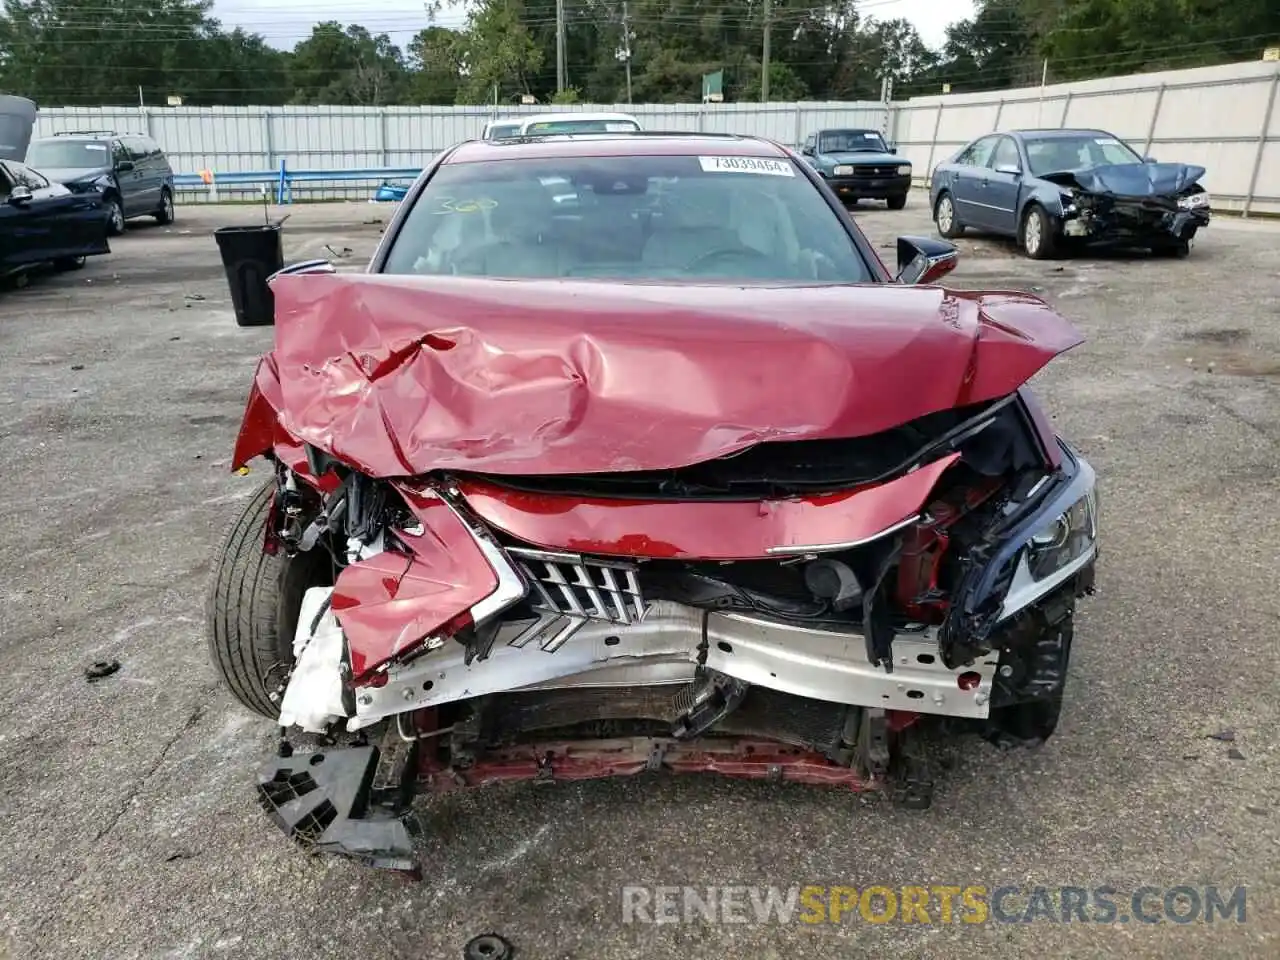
(801, 144, 814, 156)
(7, 185, 33, 205)
(895, 235, 958, 285)
(116, 160, 135, 172)
(994, 163, 1021, 176)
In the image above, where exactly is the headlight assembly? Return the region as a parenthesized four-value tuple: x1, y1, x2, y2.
(833, 165, 853, 176)
(1178, 192, 1210, 210)
(1025, 486, 1097, 580)
(896, 165, 912, 176)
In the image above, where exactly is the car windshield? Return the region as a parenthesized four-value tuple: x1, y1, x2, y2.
(1024, 134, 1143, 176)
(25, 140, 111, 168)
(381, 153, 872, 283)
(522, 118, 641, 135)
(486, 123, 520, 140)
(819, 130, 887, 153)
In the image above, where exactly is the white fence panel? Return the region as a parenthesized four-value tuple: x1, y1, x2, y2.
(27, 58, 1280, 212)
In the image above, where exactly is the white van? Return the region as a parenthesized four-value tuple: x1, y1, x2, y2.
(481, 112, 642, 140)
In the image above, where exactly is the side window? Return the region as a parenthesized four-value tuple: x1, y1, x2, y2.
(111, 140, 130, 165)
(991, 137, 1021, 170)
(0, 161, 16, 197)
(956, 136, 997, 167)
(143, 137, 162, 158)
(804, 133, 816, 153)
(124, 137, 148, 161)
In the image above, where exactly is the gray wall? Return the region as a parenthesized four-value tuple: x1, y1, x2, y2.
(30, 57, 1280, 213)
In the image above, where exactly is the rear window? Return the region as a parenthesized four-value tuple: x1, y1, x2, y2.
(486, 123, 520, 140)
(382, 153, 871, 283)
(25, 139, 111, 169)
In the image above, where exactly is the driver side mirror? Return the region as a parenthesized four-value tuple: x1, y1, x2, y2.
(895, 236, 958, 285)
(116, 160, 135, 172)
(801, 144, 814, 156)
(994, 163, 1021, 176)
(7, 185, 33, 205)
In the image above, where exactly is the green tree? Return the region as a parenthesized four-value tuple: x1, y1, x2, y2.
(288, 22, 408, 105)
(406, 25, 463, 104)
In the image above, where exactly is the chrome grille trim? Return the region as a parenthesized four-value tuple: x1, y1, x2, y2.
(506, 548, 649, 650)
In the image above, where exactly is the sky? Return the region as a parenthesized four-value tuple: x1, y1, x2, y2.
(212, 0, 974, 55)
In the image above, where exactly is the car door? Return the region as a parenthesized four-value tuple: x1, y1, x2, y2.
(949, 135, 1000, 226)
(978, 136, 1024, 236)
(0, 161, 59, 268)
(110, 138, 139, 214)
(3, 160, 109, 261)
(130, 136, 162, 211)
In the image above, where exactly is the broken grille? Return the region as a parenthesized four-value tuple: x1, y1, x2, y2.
(507, 547, 647, 624)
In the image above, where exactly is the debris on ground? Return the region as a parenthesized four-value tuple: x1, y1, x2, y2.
(1206, 729, 1236, 742)
(84, 660, 121, 682)
(1227, 748, 1245, 761)
(464, 933, 514, 959)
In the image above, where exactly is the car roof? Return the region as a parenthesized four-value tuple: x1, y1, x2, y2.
(444, 132, 791, 164)
(1006, 128, 1115, 139)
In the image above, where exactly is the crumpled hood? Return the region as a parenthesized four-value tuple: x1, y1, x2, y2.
(1043, 161, 1205, 197)
(824, 152, 903, 165)
(41, 165, 110, 183)
(243, 273, 1083, 478)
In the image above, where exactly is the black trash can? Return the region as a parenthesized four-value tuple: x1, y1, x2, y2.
(214, 224, 284, 327)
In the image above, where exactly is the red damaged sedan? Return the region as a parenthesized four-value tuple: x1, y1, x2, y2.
(208, 132, 1099, 872)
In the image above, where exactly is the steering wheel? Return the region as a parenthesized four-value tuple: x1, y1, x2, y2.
(681, 246, 776, 275)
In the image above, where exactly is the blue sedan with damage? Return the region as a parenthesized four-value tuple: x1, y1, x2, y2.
(928, 128, 1211, 259)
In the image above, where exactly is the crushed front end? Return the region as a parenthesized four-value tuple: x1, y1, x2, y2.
(217, 273, 1099, 873)
(1047, 162, 1211, 250)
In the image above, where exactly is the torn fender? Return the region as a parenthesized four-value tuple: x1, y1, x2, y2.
(1041, 162, 1205, 197)
(243, 272, 1083, 478)
(457, 453, 961, 560)
(331, 485, 499, 678)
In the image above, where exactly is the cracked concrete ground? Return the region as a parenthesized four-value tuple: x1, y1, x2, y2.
(0, 196, 1277, 959)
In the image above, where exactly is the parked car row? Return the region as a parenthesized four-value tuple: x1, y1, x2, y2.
(0, 97, 177, 285)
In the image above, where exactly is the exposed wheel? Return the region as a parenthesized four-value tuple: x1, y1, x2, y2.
(103, 195, 125, 236)
(934, 191, 964, 238)
(887, 193, 908, 211)
(54, 256, 86, 271)
(206, 478, 333, 719)
(155, 187, 175, 224)
(1019, 203, 1057, 259)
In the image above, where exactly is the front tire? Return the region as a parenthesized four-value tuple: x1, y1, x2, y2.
(934, 191, 964, 238)
(1020, 203, 1057, 259)
(103, 195, 125, 236)
(54, 256, 86, 271)
(206, 478, 332, 719)
(887, 193, 908, 211)
(155, 188, 175, 224)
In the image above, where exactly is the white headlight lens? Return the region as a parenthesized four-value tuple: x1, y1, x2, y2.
(1178, 192, 1210, 210)
(833, 165, 853, 176)
(897, 165, 912, 176)
(1025, 487, 1097, 580)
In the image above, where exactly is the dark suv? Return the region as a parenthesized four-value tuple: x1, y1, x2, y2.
(24, 130, 175, 235)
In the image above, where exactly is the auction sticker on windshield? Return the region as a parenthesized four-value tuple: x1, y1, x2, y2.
(698, 156, 795, 176)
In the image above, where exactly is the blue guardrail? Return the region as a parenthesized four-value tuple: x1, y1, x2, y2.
(171, 159, 422, 203)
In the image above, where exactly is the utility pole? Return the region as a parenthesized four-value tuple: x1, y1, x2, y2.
(622, 0, 633, 104)
(556, 0, 567, 93)
(761, 0, 772, 103)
